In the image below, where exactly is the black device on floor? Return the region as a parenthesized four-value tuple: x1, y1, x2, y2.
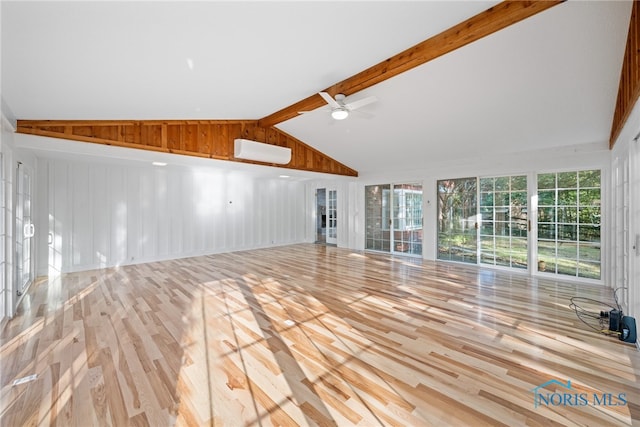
(619, 316, 637, 343)
(609, 309, 621, 331)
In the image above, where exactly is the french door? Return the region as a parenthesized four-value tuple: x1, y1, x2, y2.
(326, 189, 337, 245)
(15, 163, 35, 298)
(365, 183, 423, 256)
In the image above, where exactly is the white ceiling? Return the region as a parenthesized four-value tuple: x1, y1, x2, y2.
(1, 1, 633, 176)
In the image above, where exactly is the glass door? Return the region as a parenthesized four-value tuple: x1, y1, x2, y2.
(437, 177, 477, 263)
(365, 184, 391, 252)
(15, 163, 34, 297)
(365, 183, 422, 256)
(391, 184, 423, 255)
(326, 189, 337, 245)
(537, 170, 601, 278)
(479, 175, 528, 269)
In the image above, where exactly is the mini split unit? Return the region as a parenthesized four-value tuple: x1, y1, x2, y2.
(234, 139, 291, 165)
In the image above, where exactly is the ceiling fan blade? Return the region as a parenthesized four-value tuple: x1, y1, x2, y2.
(352, 109, 374, 119)
(318, 92, 341, 109)
(345, 95, 377, 111)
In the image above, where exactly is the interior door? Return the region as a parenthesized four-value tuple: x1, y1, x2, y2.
(326, 189, 337, 245)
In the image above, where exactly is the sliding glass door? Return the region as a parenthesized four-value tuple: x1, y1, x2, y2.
(437, 178, 477, 263)
(479, 176, 528, 269)
(436, 170, 601, 280)
(537, 170, 601, 279)
(392, 184, 423, 255)
(365, 184, 391, 252)
(438, 175, 528, 268)
(365, 183, 422, 256)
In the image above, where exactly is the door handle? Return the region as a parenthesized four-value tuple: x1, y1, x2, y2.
(23, 223, 35, 238)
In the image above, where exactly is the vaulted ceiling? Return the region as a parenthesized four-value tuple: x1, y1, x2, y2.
(2, 1, 634, 177)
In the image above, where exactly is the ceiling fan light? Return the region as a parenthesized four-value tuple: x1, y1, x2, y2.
(331, 107, 349, 120)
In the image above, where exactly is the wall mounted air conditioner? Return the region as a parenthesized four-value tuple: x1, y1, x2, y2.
(234, 139, 291, 165)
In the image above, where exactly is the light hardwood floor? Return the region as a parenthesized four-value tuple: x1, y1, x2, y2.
(1, 244, 639, 426)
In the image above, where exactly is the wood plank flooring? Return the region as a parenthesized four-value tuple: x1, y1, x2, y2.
(1, 244, 639, 426)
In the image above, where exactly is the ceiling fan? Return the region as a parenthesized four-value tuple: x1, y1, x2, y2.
(303, 91, 377, 120)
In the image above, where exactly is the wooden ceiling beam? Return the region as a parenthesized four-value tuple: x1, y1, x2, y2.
(258, 0, 564, 128)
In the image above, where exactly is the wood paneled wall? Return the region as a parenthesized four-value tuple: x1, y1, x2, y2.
(17, 120, 358, 177)
(37, 156, 308, 274)
(611, 0, 640, 147)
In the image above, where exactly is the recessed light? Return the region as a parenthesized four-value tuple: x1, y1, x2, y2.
(152, 162, 167, 166)
(279, 175, 290, 178)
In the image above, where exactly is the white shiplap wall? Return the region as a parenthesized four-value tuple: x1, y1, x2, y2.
(36, 157, 307, 275)
(610, 100, 640, 326)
